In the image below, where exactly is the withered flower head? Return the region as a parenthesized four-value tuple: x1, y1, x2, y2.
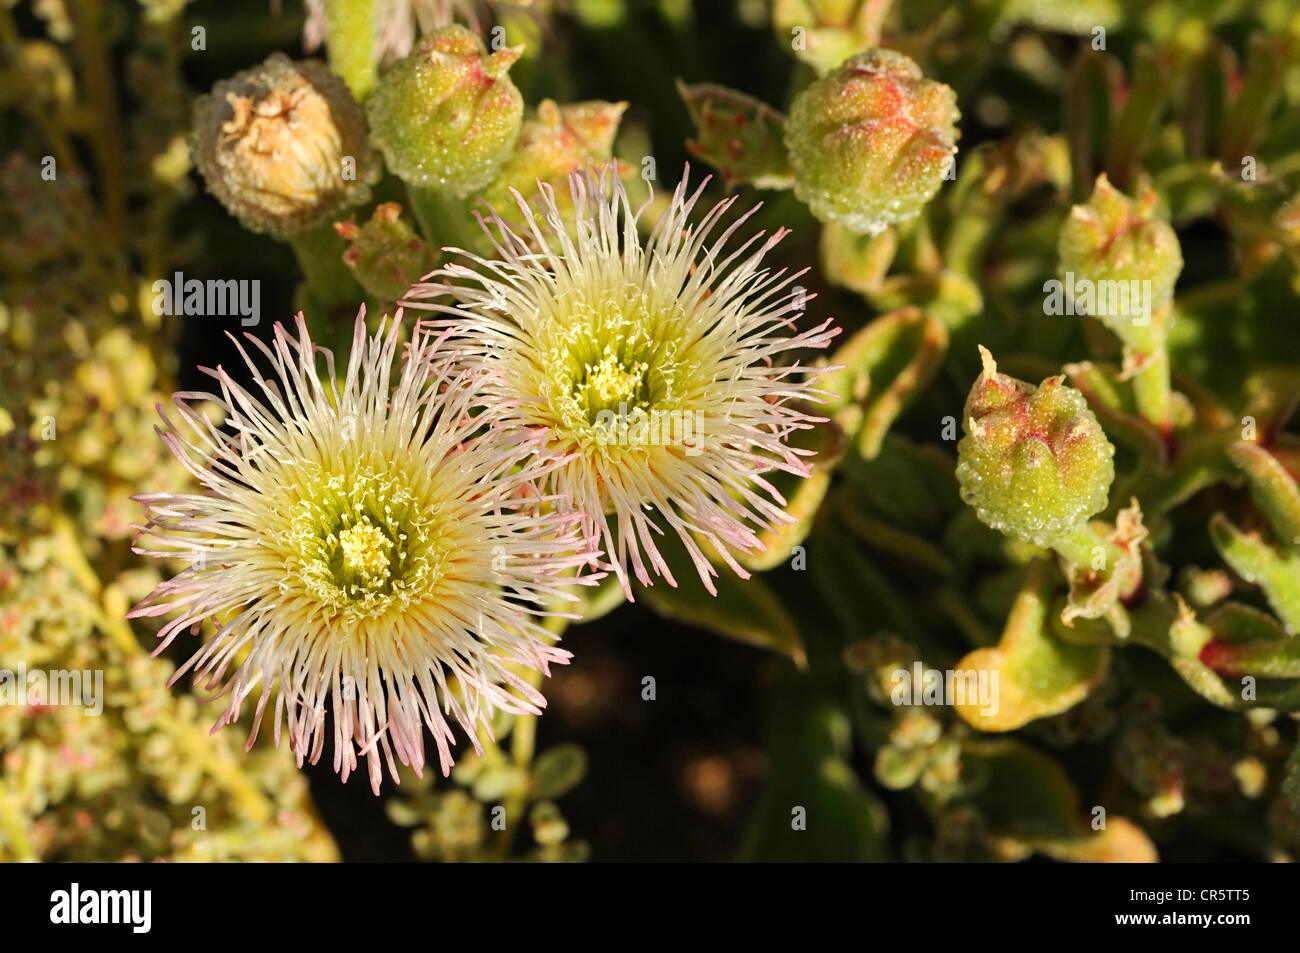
(191, 53, 380, 240)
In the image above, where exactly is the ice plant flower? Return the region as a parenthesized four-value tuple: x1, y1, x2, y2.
(403, 165, 838, 596)
(128, 312, 592, 793)
(190, 53, 380, 240)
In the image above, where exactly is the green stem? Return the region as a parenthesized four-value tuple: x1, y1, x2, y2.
(323, 0, 380, 101)
(407, 186, 482, 254)
(70, 0, 125, 241)
(1051, 521, 1115, 571)
(492, 611, 570, 861)
(1115, 301, 1175, 438)
(289, 224, 363, 310)
(1128, 342, 1173, 438)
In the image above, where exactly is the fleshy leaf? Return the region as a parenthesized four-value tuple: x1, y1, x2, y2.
(1227, 440, 1300, 548)
(957, 738, 1157, 861)
(1029, 817, 1159, 863)
(531, 744, 588, 801)
(1197, 602, 1300, 679)
(820, 307, 948, 459)
(740, 672, 888, 861)
(739, 408, 846, 572)
(636, 533, 806, 667)
(1210, 513, 1300, 634)
(677, 80, 793, 190)
(954, 560, 1109, 732)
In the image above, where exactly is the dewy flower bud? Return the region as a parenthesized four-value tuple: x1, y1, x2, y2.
(772, 0, 886, 77)
(190, 53, 379, 240)
(1057, 173, 1183, 326)
(956, 347, 1115, 547)
(481, 99, 627, 213)
(367, 25, 524, 196)
(784, 48, 959, 236)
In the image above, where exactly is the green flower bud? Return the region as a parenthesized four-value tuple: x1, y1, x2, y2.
(956, 347, 1115, 547)
(772, 1, 885, 76)
(1056, 173, 1183, 327)
(366, 25, 524, 196)
(335, 202, 438, 302)
(190, 54, 379, 240)
(784, 49, 960, 236)
(678, 81, 792, 190)
(480, 98, 628, 214)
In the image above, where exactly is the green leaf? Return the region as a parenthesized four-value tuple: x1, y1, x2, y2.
(738, 407, 845, 572)
(956, 739, 1081, 840)
(1198, 602, 1300, 678)
(1227, 441, 1300, 548)
(955, 738, 1156, 860)
(738, 674, 888, 862)
(820, 307, 949, 460)
(636, 533, 805, 666)
(954, 560, 1110, 731)
(531, 744, 588, 801)
(842, 433, 960, 534)
(1209, 512, 1300, 634)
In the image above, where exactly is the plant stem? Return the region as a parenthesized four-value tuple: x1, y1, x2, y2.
(323, 0, 380, 101)
(289, 224, 362, 310)
(1129, 343, 1173, 437)
(407, 185, 481, 254)
(1051, 521, 1115, 571)
(70, 0, 126, 241)
(492, 612, 570, 860)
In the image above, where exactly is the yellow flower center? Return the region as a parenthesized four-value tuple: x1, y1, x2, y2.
(338, 519, 393, 585)
(281, 465, 459, 620)
(582, 351, 649, 413)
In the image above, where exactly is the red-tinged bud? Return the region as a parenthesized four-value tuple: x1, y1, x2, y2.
(784, 49, 960, 235)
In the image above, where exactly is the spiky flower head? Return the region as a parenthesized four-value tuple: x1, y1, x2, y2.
(190, 53, 380, 240)
(403, 165, 838, 595)
(366, 24, 524, 196)
(128, 312, 592, 793)
(1057, 173, 1183, 326)
(784, 48, 960, 236)
(956, 347, 1115, 547)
